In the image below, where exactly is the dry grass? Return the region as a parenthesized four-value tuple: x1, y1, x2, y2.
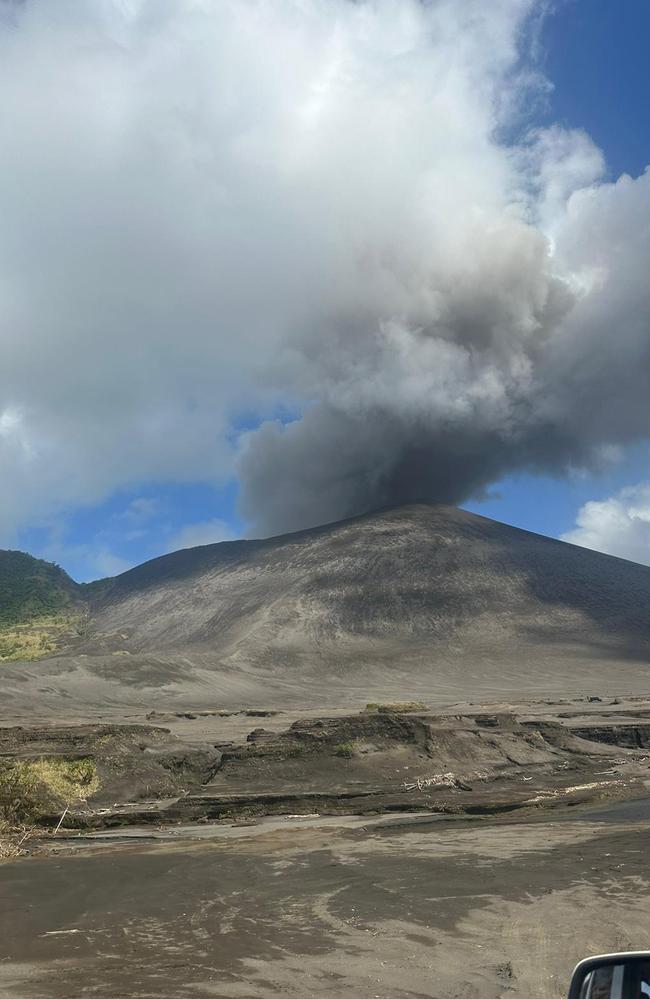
(0, 822, 33, 860)
(0, 611, 85, 662)
(27, 758, 99, 803)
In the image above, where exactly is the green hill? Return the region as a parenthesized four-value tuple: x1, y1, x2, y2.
(0, 551, 85, 661)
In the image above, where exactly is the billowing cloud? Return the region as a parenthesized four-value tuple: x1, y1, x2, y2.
(563, 485, 650, 566)
(1, 1, 649, 543)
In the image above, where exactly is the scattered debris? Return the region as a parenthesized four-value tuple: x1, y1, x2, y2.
(403, 773, 470, 791)
(41, 929, 82, 937)
(527, 780, 625, 804)
(53, 807, 70, 835)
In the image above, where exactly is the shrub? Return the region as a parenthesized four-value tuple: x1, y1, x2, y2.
(0, 757, 99, 826)
(0, 763, 48, 826)
(333, 742, 355, 758)
(365, 701, 430, 714)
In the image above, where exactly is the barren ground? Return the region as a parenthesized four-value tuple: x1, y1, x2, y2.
(2, 799, 650, 999)
(2, 693, 650, 998)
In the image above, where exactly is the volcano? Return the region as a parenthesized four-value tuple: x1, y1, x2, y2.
(2, 504, 650, 717)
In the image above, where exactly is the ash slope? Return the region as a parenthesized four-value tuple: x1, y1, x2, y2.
(90, 503, 650, 664)
(3, 503, 650, 718)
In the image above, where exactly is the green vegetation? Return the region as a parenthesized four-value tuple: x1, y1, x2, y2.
(365, 701, 430, 714)
(0, 550, 80, 626)
(0, 757, 99, 827)
(333, 742, 356, 758)
(0, 550, 86, 661)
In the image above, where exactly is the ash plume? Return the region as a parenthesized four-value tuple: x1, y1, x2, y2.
(0, 1, 648, 542)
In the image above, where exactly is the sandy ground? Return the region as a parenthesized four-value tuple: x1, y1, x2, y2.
(2, 801, 650, 999)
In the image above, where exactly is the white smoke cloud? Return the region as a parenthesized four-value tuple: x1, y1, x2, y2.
(0, 0, 649, 543)
(563, 485, 650, 567)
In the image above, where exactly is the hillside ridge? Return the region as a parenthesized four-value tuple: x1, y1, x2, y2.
(0, 550, 81, 627)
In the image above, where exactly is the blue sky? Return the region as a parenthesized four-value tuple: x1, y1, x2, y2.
(540, 0, 649, 181)
(19, 482, 244, 582)
(3, 0, 650, 581)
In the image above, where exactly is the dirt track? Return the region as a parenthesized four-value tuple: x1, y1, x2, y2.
(2, 802, 650, 999)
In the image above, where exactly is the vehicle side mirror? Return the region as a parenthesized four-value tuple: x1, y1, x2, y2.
(569, 954, 650, 999)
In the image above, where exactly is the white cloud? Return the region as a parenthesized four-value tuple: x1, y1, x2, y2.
(562, 485, 650, 566)
(0, 1, 649, 543)
(166, 519, 235, 552)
